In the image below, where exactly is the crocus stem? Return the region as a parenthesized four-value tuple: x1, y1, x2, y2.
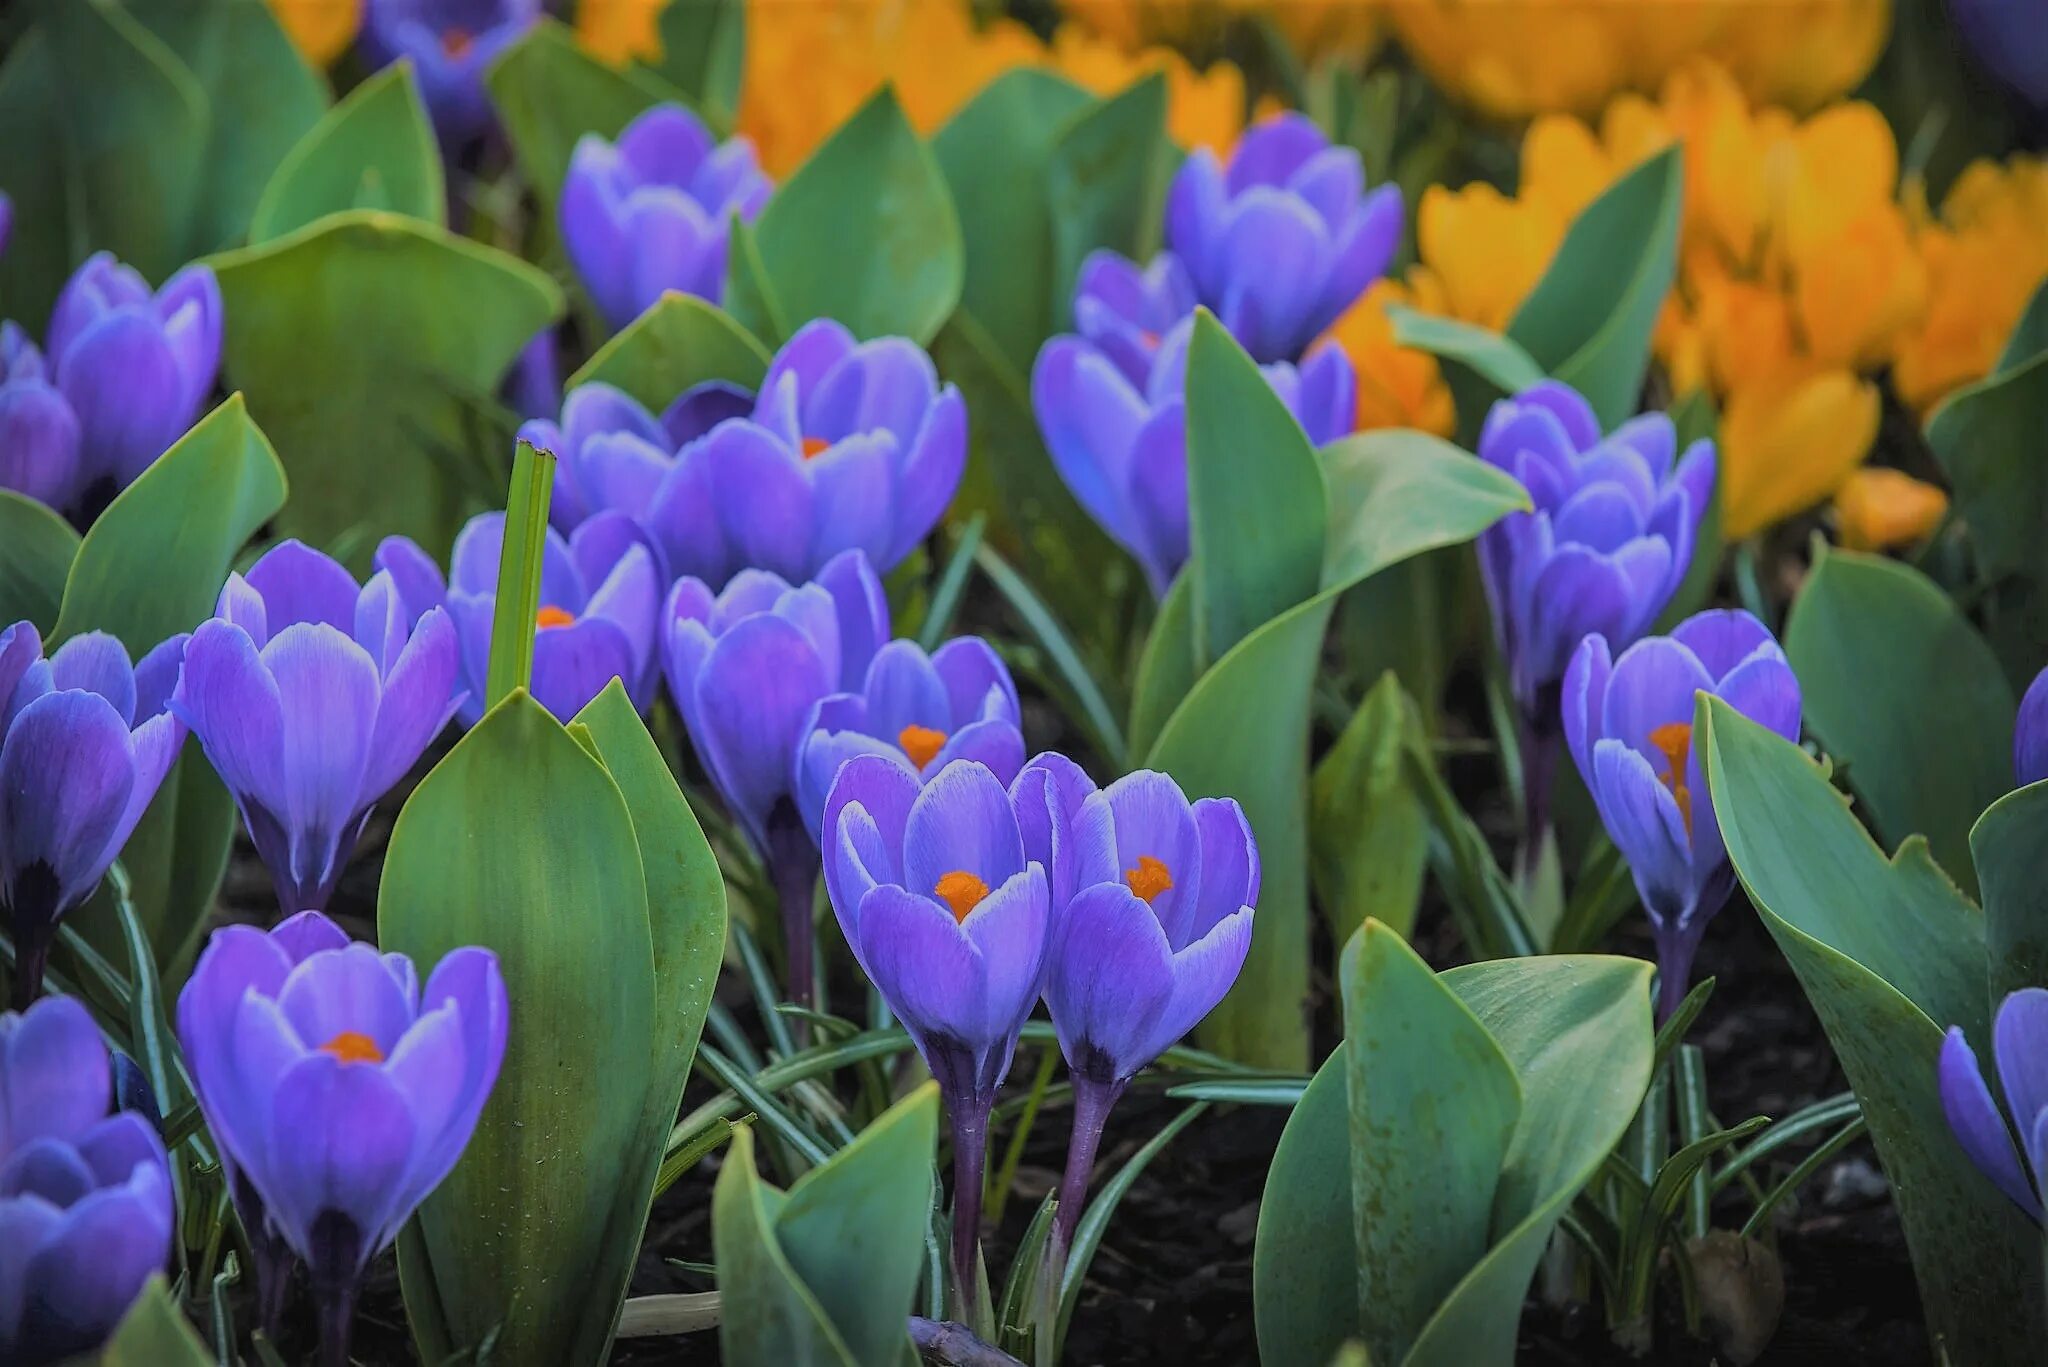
(766, 807, 821, 1015)
(305, 1213, 361, 1367)
(1652, 919, 1703, 1024)
(909, 1316, 1026, 1366)
(10, 922, 49, 1011)
(314, 1279, 357, 1367)
(1053, 1075, 1127, 1252)
(947, 1089, 994, 1310)
(1516, 703, 1560, 854)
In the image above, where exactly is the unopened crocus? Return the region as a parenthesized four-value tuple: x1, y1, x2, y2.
(518, 380, 750, 536)
(360, 0, 539, 147)
(376, 509, 660, 726)
(1072, 248, 1198, 385)
(177, 910, 507, 1365)
(2015, 664, 2048, 788)
(46, 254, 221, 516)
(1939, 987, 2048, 1223)
(663, 550, 887, 1008)
(562, 102, 774, 329)
(1166, 111, 1402, 363)
(1562, 609, 1800, 1018)
(0, 323, 81, 513)
(172, 541, 462, 914)
(1033, 315, 1355, 596)
(821, 755, 1051, 1301)
(0, 995, 174, 1367)
(1, 623, 186, 1008)
(1013, 756, 1258, 1246)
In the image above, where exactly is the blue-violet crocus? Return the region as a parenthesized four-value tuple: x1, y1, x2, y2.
(1165, 111, 1401, 363)
(172, 541, 462, 915)
(0, 324, 81, 516)
(1, 623, 186, 1008)
(178, 910, 507, 1364)
(1939, 987, 2048, 1223)
(821, 754, 1052, 1300)
(663, 550, 888, 1008)
(360, 0, 539, 147)
(562, 102, 773, 330)
(376, 508, 661, 726)
(2015, 663, 2048, 788)
(519, 379, 752, 539)
(1072, 248, 1198, 386)
(1033, 316, 1354, 597)
(1562, 609, 1800, 1018)
(0, 995, 173, 1367)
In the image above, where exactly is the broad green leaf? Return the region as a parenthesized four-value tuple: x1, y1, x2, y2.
(1925, 279, 2048, 587)
(249, 62, 442, 242)
(1343, 925, 1520, 1367)
(1044, 73, 1171, 332)
(714, 1126, 858, 1367)
(0, 491, 80, 634)
(488, 19, 687, 214)
(1312, 674, 1428, 944)
(1507, 146, 1683, 430)
(1253, 1043, 1358, 1366)
(1127, 572, 1197, 762)
(1972, 781, 2048, 1000)
(0, 32, 75, 331)
(1187, 311, 1327, 665)
(381, 692, 657, 1367)
(1321, 430, 1531, 588)
(932, 69, 1094, 377)
(1384, 306, 1546, 395)
(567, 292, 771, 410)
(655, 0, 744, 126)
(1784, 544, 2013, 894)
(209, 210, 564, 563)
(1704, 700, 2041, 1364)
(738, 87, 963, 346)
(95, 1276, 213, 1365)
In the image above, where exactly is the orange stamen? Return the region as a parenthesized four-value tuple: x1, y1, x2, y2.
(319, 1030, 385, 1065)
(1649, 721, 1695, 837)
(801, 436, 831, 459)
(1125, 855, 1173, 904)
(535, 605, 575, 629)
(898, 724, 947, 769)
(442, 27, 473, 57)
(934, 871, 990, 922)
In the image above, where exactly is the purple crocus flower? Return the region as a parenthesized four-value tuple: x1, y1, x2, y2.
(0, 193, 10, 260)
(795, 637, 1024, 840)
(1165, 112, 1402, 364)
(1949, 0, 2048, 106)
(821, 754, 1052, 1300)
(46, 254, 221, 516)
(1, 623, 187, 1008)
(1010, 755, 1258, 1246)
(561, 103, 774, 330)
(171, 541, 462, 915)
(0, 995, 174, 1367)
(375, 509, 661, 727)
(0, 323, 81, 514)
(517, 380, 750, 538)
(2015, 664, 2048, 787)
(360, 0, 540, 147)
(177, 910, 508, 1364)
(633, 319, 967, 590)
(1072, 249, 1198, 386)
(1939, 987, 2048, 1223)
(1561, 609, 1800, 1019)
(662, 549, 888, 1008)
(1033, 316, 1355, 597)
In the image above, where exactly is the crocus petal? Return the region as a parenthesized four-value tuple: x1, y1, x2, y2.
(1996, 989, 2048, 1172)
(685, 612, 832, 853)
(822, 754, 921, 951)
(16, 1169, 172, 1363)
(885, 387, 966, 570)
(1939, 1025, 2044, 1219)
(0, 996, 110, 1153)
(1044, 881, 1175, 1082)
(0, 691, 135, 914)
(261, 1053, 418, 1268)
(55, 312, 188, 488)
(245, 540, 363, 635)
(276, 943, 417, 1060)
(1098, 770, 1203, 946)
(854, 884, 985, 1076)
(900, 760, 1026, 896)
(358, 606, 462, 801)
(1591, 739, 1693, 924)
(48, 634, 135, 724)
(1137, 905, 1256, 1067)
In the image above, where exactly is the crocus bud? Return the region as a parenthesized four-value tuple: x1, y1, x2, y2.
(360, 0, 539, 147)
(561, 102, 773, 330)
(171, 541, 462, 914)
(1939, 988, 2048, 1225)
(1166, 112, 1402, 363)
(0, 322, 82, 513)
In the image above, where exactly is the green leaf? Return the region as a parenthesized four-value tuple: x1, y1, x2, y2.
(249, 61, 442, 242)
(567, 292, 771, 410)
(1252, 1052, 1358, 1367)
(0, 491, 81, 634)
(484, 442, 554, 708)
(1312, 674, 1428, 944)
(487, 19, 688, 215)
(94, 1276, 213, 1365)
(737, 86, 963, 346)
(712, 1125, 858, 1366)
(1507, 146, 1683, 430)
(1341, 925, 1521, 1367)
(1703, 698, 2041, 1365)
(1044, 73, 1171, 332)
(654, 0, 744, 126)
(380, 692, 657, 1367)
(1384, 306, 1546, 395)
(1187, 310, 1327, 665)
(1783, 543, 2013, 894)
(1321, 430, 1531, 589)
(208, 211, 564, 563)
(0, 31, 76, 332)
(1972, 781, 2048, 1000)
(1925, 279, 2048, 586)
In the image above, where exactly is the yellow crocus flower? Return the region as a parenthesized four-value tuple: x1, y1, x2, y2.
(1719, 371, 1881, 539)
(265, 0, 362, 68)
(1832, 468, 1949, 552)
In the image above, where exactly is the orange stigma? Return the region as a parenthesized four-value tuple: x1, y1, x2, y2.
(1648, 722, 1695, 837)
(319, 1030, 385, 1065)
(800, 435, 831, 459)
(934, 871, 990, 922)
(898, 724, 947, 769)
(1124, 855, 1173, 904)
(441, 27, 473, 57)
(535, 605, 575, 629)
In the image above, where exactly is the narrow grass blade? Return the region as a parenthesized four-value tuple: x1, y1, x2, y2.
(483, 439, 556, 709)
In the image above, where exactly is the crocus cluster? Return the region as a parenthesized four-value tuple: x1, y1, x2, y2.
(0, 254, 221, 522)
(1, 623, 187, 1008)
(1939, 988, 2048, 1224)
(359, 0, 539, 148)
(178, 911, 507, 1363)
(1034, 315, 1355, 596)
(562, 103, 774, 330)
(376, 510, 661, 726)
(1562, 609, 1801, 1018)
(172, 541, 462, 915)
